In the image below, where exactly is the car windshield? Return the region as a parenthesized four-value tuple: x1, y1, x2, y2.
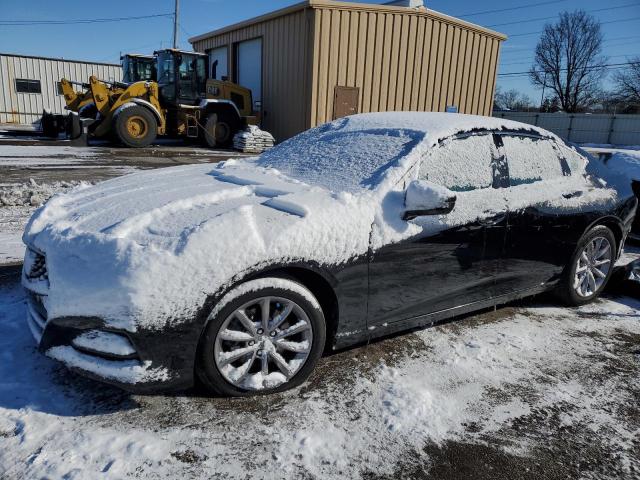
(258, 120, 424, 193)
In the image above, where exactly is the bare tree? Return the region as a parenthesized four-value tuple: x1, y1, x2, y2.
(494, 87, 533, 111)
(614, 57, 640, 106)
(530, 11, 606, 112)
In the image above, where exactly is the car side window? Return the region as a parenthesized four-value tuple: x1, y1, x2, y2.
(502, 135, 565, 186)
(419, 134, 495, 192)
(557, 143, 588, 175)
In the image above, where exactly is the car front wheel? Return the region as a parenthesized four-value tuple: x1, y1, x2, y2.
(196, 277, 326, 396)
(558, 225, 616, 306)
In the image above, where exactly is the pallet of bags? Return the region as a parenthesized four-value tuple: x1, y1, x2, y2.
(233, 125, 275, 153)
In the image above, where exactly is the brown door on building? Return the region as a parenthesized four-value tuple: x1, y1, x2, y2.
(333, 86, 359, 120)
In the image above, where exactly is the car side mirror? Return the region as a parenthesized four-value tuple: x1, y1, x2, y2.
(403, 179, 456, 221)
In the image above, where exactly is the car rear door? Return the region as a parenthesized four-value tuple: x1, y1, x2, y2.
(498, 134, 580, 293)
(367, 133, 509, 329)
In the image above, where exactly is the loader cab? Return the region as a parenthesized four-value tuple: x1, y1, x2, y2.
(121, 54, 157, 84)
(155, 49, 207, 106)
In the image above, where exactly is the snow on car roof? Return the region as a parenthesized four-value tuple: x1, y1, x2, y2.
(258, 112, 556, 193)
(326, 112, 555, 142)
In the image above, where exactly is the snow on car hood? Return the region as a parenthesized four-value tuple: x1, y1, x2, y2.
(23, 160, 379, 331)
(25, 160, 324, 248)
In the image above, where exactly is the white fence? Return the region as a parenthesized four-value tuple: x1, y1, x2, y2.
(492, 112, 640, 146)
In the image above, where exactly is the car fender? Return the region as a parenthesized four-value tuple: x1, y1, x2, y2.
(583, 214, 626, 255)
(193, 260, 346, 345)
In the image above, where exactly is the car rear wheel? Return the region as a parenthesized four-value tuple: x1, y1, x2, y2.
(196, 278, 326, 396)
(558, 225, 616, 306)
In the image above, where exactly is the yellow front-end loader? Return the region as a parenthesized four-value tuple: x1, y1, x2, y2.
(42, 49, 258, 148)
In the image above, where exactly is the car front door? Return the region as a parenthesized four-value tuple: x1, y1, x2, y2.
(367, 133, 509, 330)
(498, 134, 582, 293)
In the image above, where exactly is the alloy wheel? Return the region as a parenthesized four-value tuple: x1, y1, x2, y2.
(573, 236, 612, 298)
(213, 296, 313, 391)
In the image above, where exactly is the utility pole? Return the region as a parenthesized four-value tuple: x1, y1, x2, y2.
(540, 72, 547, 111)
(173, 0, 180, 49)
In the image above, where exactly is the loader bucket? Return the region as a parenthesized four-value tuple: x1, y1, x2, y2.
(40, 110, 94, 146)
(40, 111, 66, 138)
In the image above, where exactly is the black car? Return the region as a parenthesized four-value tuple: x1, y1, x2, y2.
(589, 147, 640, 240)
(22, 112, 637, 396)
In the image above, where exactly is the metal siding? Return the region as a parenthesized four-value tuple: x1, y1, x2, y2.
(308, 6, 504, 128)
(417, 17, 433, 111)
(190, 2, 504, 139)
(191, 8, 311, 141)
(0, 54, 120, 125)
(484, 39, 500, 115)
(396, 15, 410, 110)
(404, 15, 417, 110)
(447, 26, 461, 109)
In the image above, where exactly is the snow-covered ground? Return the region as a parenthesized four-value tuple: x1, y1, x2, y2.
(0, 143, 246, 264)
(2, 137, 640, 478)
(0, 180, 91, 264)
(1, 264, 639, 478)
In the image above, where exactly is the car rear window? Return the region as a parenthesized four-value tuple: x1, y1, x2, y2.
(503, 136, 565, 186)
(419, 134, 494, 192)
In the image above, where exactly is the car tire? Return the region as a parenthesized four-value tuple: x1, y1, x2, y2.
(114, 104, 157, 148)
(557, 225, 616, 306)
(196, 277, 326, 396)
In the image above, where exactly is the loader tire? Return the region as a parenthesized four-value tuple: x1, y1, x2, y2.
(202, 113, 234, 148)
(114, 105, 157, 148)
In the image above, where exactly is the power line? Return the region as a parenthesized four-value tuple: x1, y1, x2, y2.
(507, 16, 640, 37)
(501, 52, 638, 67)
(453, 0, 571, 18)
(498, 61, 635, 77)
(486, 2, 640, 28)
(499, 34, 640, 55)
(497, 65, 631, 80)
(0, 13, 173, 26)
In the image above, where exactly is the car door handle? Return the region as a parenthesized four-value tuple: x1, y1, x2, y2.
(479, 213, 507, 226)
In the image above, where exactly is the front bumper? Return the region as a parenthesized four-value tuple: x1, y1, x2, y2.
(24, 289, 199, 394)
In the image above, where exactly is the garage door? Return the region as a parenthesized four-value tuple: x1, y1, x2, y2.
(236, 38, 262, 110)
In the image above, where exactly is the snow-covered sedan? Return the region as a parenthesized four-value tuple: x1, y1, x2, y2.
(22, 112, 637, 396)
(589, 147, 640, 240)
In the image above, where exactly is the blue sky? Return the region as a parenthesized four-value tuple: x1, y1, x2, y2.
(1, 0, 639, 104)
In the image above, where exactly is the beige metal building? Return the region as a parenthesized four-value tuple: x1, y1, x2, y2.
(190, 0, 506, 141)
(0, 53, 122, 125)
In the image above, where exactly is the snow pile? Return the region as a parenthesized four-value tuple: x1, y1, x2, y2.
(233, 125, 275, 153)
(0, 179, 90, 207)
